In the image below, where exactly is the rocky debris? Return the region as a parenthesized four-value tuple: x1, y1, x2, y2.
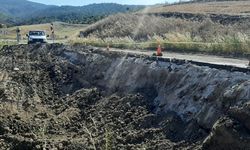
(0, 44, 249, 149)
(228, 102, 250, 130)
(202, 117, 250, 150)
(0, 88, 177, 149)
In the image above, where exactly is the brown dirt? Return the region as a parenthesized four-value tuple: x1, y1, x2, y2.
(0, 44, 201, 150)
(0, 44, 249, 150)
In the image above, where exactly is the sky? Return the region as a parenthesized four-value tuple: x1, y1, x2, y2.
(29, 0, 179, 6)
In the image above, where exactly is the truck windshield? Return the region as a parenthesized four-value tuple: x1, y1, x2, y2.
(29, 31, 45, 36)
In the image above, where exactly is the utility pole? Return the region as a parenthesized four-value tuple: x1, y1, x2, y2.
(16, 27, 21, 44)
(50, 23, 55, 43)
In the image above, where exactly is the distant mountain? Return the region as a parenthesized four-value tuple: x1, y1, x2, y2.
(0, 0, 144, 25)
(0, 13, 16, 26)
(35, 3, 142, 18)
(0, 0, 52, 18)
(23, 3, 144, 24)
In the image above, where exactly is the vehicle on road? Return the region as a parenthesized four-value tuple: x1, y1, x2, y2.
(26, 30, 48, 44)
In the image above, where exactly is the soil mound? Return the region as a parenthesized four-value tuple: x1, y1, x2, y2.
(0, 44, 249, 149)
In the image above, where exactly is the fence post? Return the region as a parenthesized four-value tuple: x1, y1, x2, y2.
(50, 23, 55, 43)
(107, 43, 110, 51)
(16, 27, 21, 44)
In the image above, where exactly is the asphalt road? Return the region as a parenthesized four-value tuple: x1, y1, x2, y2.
(109, 48, 250, 68)
(1, 40, 249, 68)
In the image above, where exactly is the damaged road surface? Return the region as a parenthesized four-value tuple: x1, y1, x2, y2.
(0, 44, 250, 150)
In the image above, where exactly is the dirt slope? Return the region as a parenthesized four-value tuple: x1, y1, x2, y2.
(0, 44, 249, 149)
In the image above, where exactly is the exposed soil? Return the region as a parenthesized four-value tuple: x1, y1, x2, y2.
(0, 44, 250, 150)
(147, 12, 250, 25)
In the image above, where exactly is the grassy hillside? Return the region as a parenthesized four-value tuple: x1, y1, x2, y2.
(0, 0, 51, 18)
(77, 1, 250, 56)
(80, 14, 249, 41)
(0, 22, 88, 40)
(22, 3, 143, 25)
(0, 0, 144, 25)
(146, 1, 250, 15)
(0, 13, 13, 26)
(33, 3, 143, 18)
(80, 1, 250, 40)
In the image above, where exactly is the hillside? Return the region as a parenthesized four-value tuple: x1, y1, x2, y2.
(146, 1, 250, 15)
(80, 13, 250, 41)
(78, 1, 250, 56)
(22, 3, 143, 25)
(0, 13, 14, 26)
(80, 1, 250, 40)
(33, 3, 143, 17)
(0, 0, 51, 18)
(0, 0, 144, 25)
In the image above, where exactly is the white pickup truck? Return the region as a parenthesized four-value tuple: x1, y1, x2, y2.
(26, 30, 48, 44)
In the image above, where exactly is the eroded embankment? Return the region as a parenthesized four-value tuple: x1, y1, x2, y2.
(148, 12, 250, 25)
(0, 44, 250, 150)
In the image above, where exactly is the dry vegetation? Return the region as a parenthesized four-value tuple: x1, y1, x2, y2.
(0, 40, 16, 49)
(75, 1, 250, 56)
(0, 22, 88, 40)
(80, 14, 250, 41)
(1, 1, 250, 57)
(147, 1, 250, 15)
(0, 22, 88, 48)
(75, 13, 250, 56)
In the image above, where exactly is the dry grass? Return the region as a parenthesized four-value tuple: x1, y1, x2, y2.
(68, 36, 250, 56)
(146, 1, 250, 15)
(80, 14, 250, 42)
(77, 11, 250, 56)
(0, 40, 17, 49)
(2, 1, 250, 57)
(77, 1, 250, 56)
(0, 22, 88, 40)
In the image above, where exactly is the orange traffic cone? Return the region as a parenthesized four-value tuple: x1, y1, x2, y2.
(156, 44, 163, 56)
